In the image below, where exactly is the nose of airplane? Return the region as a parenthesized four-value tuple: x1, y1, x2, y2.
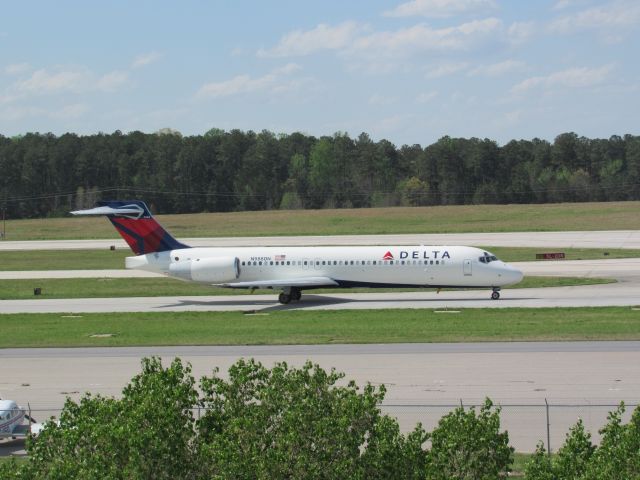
(505, 265, 524, 285)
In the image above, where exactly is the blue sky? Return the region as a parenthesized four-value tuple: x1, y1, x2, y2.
(1, 0, 638, 145)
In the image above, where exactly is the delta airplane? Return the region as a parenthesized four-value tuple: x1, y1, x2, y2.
(71, 201, 523, 304)
(0, 399, 43, 438)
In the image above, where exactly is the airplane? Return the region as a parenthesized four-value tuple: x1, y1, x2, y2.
(71, 200, 523, 304)
(0, 399, 44, 438)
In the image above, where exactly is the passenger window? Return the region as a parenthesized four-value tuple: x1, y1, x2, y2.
(390, 260, 394, 265)
(304, 261, 307, 265)
(430, 260, 434, 265)
(287, 261, 290, 265)
(259, 261, 262, 266)
(270, 261, 274, 265)
(242, 261, 245, 266)
(436, 260, 439, 265)
(334, 261, 337, 265)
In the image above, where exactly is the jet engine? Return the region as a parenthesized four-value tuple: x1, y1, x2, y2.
(169, 256, 240, 283)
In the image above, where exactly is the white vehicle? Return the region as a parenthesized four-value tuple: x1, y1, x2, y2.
(0, 400, 43, 438)
(72, 201, 523, 303)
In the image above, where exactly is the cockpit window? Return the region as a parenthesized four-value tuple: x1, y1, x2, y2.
(479, 253, 499, 263)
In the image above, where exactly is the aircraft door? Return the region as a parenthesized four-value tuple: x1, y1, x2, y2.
(463, 259, 472, 276)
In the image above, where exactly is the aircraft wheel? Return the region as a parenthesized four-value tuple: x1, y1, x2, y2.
(291, 288, 302, 301)
(278, 292, 292, 304)
(491, 291, 500, 300)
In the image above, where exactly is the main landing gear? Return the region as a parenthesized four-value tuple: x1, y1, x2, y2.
(278, 287, 302, 304)
(491, 288, 501, 300)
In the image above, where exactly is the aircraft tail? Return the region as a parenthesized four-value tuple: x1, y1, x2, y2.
(71, 200, 190, 255)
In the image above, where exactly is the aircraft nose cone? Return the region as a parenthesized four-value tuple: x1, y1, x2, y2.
(508, 266, 524, 284)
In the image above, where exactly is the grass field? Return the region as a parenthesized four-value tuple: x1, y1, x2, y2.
(1, 246, 637, 271)
(3, 201, 640, 241)
(0, 277, 614, 300)
(1, 307, 639, 348)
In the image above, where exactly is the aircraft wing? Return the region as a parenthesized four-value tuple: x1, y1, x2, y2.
(217, 276, 339, 289)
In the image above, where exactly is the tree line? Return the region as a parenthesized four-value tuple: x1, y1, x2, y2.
(1, 129, 639, 219)
(2, 357, 638, 479)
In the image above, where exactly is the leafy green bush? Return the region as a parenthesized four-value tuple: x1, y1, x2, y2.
(426, 399, 514, 479)
(526, 403, 640, 480)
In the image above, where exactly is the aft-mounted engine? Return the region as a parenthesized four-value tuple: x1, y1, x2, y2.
(169, 256, 240, 283)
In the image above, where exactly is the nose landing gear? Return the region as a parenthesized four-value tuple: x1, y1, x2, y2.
(491, 288, 501, 300)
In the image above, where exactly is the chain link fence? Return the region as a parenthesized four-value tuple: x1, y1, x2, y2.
(382, 402, 638, 452)
(22, 402, 638, 453)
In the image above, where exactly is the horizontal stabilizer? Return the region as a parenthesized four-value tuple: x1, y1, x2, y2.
(218, 276, 338, 289)
(70, 204, 145, 219)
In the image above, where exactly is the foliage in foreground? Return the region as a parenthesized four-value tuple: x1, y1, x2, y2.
(0, 357, 513, 480)
(526, 403, 640, 480)
(4, 356, 639, 479)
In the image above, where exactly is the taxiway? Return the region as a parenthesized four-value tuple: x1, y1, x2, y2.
(1, 342, 639, 453)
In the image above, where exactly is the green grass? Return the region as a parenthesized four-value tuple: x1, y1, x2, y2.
(512, 452, 535, 477)
(1, 246, 637, 271)
(0, 249, 129, 270)
(1, 307, 639, 348)
(0, 276, 614, 300)
(480, 246, 640, 262)
(3, 201, 640, 240)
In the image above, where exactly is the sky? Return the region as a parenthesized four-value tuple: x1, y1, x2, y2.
(1, 0, 639, 146)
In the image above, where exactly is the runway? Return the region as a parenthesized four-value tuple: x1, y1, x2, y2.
(2, 230, 640, 250)
(1, 342, 639, 453)
(1, 259, 639, 313)
(2, 282, 640, 313)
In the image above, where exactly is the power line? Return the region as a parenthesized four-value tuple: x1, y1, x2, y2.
(3, 182, 640, 204)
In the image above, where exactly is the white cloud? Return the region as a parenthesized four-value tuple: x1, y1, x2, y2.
(552, 0, 588, 10)
(350, 17, 502, 57)
(257, 22, 363, 57)
(416, 91, 438, 102)
(468, 59, 526, 77)
(17, 68, 88, 94)
(507, 21, 536, 45)
(196, 63, 302, 99)
(96, 71, 129, 92)
(13, 67, 129, 95)
(131, 51, 163, 68)
(0, 103, 88, 121)
(549, 0, 640, 33)
(50, 103, 89, 119)
(511, 64, 613, 94)
(368, 93, 396, 105)
(426, 62, 468, 78)
(0, 105, 43, 121)
(4, 63, 30, 75)
(384, 0, 497, 18)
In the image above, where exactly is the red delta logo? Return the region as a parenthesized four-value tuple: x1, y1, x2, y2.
(382, 251, 394, 260)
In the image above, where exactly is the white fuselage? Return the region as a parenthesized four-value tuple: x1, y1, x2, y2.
(0, 400, 25, 437)
(126, 245, 523, 289)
